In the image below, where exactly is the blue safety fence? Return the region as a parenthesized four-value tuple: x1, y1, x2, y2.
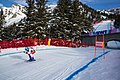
(66, 50, 111, 80)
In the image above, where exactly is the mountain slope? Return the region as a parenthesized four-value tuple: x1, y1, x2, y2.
(98, 8, 120, 15)
(1, 4, 26, 27)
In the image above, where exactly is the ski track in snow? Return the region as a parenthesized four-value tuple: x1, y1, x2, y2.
(0, 46, 120, 80)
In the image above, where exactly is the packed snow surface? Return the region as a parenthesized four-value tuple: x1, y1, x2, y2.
(107, 41, 120, 49)
(0, 45, 120, 80)
(93, 20, 114, 32)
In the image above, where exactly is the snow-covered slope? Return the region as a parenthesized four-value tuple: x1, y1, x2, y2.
(107, 41, 120, 49)
(98, 7, 120, 15)
(1, 4, 56, 27)
(2, 4, 26, 27)
(0, 46, 120, 80)
(93, 20, 115, 32)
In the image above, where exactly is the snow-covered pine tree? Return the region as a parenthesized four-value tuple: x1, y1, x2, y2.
(34, 0, 50, 39)
(0, 9, 4, 27)
(15, 18, 26, 39)
(52, 0, 92, 41)
(0, 27, 7, 41)
(17, 0, 50, 40)
(69, 0, 84, 41)
(21, 0, 36, 38)
(0, 8, 5, 41)
(1, 23, 18, 41)
(51, 0, 72, 39)
(76, 2, 93, 34)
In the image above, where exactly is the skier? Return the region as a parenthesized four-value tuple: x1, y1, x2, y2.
(25, 47, 36, 61)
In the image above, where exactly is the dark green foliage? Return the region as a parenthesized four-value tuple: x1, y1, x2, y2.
(51, 0, 72, 39)
(51, 0, 98, 41)
(0, 9, 5, 41)
(2, 0, 119, 41)
(23, 0, 36, 38)
(34, 0, 50, 39)
(114, 15, 120, 28)
(0, 23, 19, 41)
(0, 9, 4, 27)
(20, 0, 50, 39)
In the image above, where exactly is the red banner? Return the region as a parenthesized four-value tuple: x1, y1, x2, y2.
(0, 38, 82, 49)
